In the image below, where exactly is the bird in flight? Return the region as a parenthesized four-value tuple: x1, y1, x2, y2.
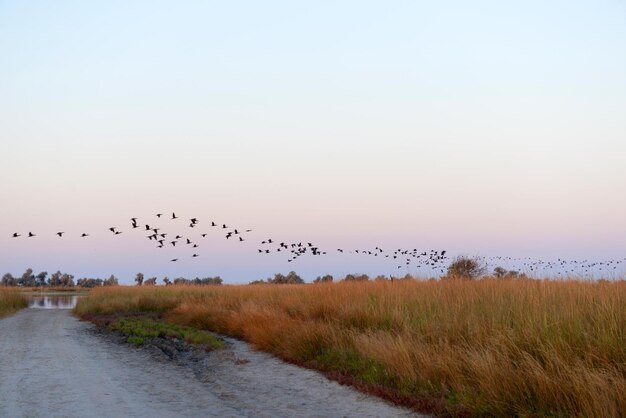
(109, 227, 117, 233)
(81, 233, 89, 237)
(57, 232, 65, 237)
(156, 213, 163, 218)
(192, 254, 199, 257)
(28, 232, 36, 237)
(12, 233, 20, 238)
(170, 258, 178, 262)
(172, 212, 178, 219)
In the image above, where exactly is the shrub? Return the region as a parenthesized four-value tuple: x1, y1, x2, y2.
(445, 256, 487, 280)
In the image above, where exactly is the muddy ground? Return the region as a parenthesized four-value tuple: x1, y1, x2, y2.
(0, 309, 421, 417)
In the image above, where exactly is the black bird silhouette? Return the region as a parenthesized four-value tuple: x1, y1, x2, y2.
(239, 237, 244, 242)
(175, 235, 183, 239)
(12, 233, 20, 237)
(28, 232, 36, 237)
(114, 231, 122, 235)
(226, 232, 233, 239)
(222, 224, 227, 228)
(81, 233, 89, 237)
(172, 212, 178, 219)
(109, 227, 117, 233)
(170, 259, 178, 262)
(57, 232, 64, 237)
(246, 229, 252, 232)
(201, 233, 207, 237)
(171, 241, 177, 246)
(186, 239, 192, 244)
(131, 218, 137, 222)
(156, 213, 163, 218)
(192, 254, 199, 257)
(211, 222, 217, 227)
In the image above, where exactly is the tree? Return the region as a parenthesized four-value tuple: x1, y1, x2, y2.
(163, 277, 171, 286)
(60, 273, 74, 287)
(342, 273, 369, 282)
(77, 278, 103, 288)
(35, 271, 48, 287)
(445, 256, 487, 280)
(313, 274, 334, 283)
(48, 271, 62, 287)
(285, 271, 303, 284)
(1, 273, 16, 286)
(103, 275, 118, 286)
(19, 268, 35, 287)
(135, 272, 144, 286)
(268, 271, 304, 284)
(493, 267, 507, 278)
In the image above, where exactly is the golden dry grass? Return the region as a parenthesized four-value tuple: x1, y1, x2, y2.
(75, 279, 626, 417)
(0, 287, 28, 318)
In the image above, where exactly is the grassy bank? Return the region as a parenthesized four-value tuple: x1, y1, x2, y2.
(0, 288, 28, 318)
(75, 279, 626, 417)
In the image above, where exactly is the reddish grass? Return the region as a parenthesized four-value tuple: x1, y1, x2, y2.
(75, 279, 626, 417)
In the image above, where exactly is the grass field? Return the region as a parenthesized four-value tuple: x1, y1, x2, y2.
(75, 279, 626, 417)
(0, 288, 28, 318)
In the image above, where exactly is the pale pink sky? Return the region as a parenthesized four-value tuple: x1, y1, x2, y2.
(1, 1, 625, 282)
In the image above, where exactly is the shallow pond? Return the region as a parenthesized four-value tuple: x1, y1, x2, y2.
(24, 294, 82, 309)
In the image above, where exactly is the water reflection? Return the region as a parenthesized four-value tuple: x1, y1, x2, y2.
(27, 294, 80, 309)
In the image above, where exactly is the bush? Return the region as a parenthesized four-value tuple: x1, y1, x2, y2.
(445, 256, 487, 280)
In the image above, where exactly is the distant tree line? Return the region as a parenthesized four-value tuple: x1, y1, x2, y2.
(2, 258, 530, 289)
(133, 273, 223, 286)
(1, 268, 119, 288)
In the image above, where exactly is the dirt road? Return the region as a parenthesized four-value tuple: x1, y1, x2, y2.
(0, 309, 419, 417)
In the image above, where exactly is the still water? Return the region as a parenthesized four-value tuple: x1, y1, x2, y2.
(25, 294, 81, 309)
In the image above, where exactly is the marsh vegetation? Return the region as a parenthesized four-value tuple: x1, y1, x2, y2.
(75, 278, 626, 417)
(0, 288, 27, 318)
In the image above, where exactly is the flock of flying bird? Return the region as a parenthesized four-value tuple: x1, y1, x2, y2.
(8, 212, 626, 277)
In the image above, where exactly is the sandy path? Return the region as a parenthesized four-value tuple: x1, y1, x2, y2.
(0, 309, 420, 417)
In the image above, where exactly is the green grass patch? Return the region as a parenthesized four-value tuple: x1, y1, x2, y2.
(109, 316, 224, 350)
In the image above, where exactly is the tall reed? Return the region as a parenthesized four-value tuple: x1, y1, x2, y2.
(0, 288, 28, 318)
(75, 279, 626, 416)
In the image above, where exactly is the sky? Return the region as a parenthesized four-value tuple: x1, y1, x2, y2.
(1, 1, 625, 283)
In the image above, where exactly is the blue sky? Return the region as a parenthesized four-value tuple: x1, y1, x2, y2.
(1, 1, 625, 283)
